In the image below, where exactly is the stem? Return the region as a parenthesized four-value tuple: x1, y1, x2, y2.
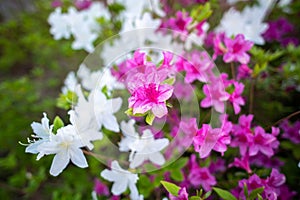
(231, 62, 236, 80)
(82, 150, 129, 165)
(268, 110, 300, 129)
(249, 79, 255, 114)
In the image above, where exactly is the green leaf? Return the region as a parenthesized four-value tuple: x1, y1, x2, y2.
(53, 116, 64, 133)
(249, 187, 264, 200)
(170, 169, 184, 181)
(189, 196, 201, 200)
(203, 191, 212, 199)
(213, 187, 237, 200)
(125, 108, 146, 117)
(191, 3, 212, 22)
(243, 183, 248, 198)
(145, 112, 155, 125)
(161, 181, 180, 197)
(162, 77, 175, 85)
(257, 194, 263, 200)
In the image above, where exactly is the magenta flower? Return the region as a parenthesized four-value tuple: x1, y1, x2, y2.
(200, 76, 230, 113)
(188, 159, 216, 191)
(249, 126, 278, 157)
(128, 83, 173, 118)
(280, 120, 300, 144)
(212, 32, 227, 60)
(193, 117, 232, 158)
(223, 34, 253, 64)
(229, 153, 252, 174)
(237, 64, 253, 80)
(169, 187, 189, 200)
(74, 0, 92, 10)
(229, 81, 245, 114)
(165, 11, 192, 36)
(94, 178, 109, 196)
(179, 51, 214, 83)
(231, 115, 254, 156)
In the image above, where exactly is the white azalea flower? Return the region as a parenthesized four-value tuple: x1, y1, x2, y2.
(100, 160, 141, 199)
(119, 120, 139, 152)
(129, 129, 169, 168)
(216, 0, 274, 45)
(68, 110, 102, 150)
(71, 26, 98, 53)
(25, 113, 52, 154)
(62, 71, 78, 94)
(37, 125, 88, 176)
(73, 85, 122, 132)
(77, 64, 124, 92)
(48, 8, 71, 40)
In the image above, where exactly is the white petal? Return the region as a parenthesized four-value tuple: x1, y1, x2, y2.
(49, 150, 70, 176)
(130, 153, 146, 168)
(69, 147, 88, 168)
(108, 97, 122, 113)
(101, 169, 117, 182)
(111, 179, 128, 195)
(149, 139, 169, 152)
(102, 114, 119, 132)
(129, 182, 139, 200)
(149, 152, 166, 166)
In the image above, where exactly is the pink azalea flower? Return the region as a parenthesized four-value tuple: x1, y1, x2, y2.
(164, 11, 192, 37)
(249, 126, 278, 157)
(188, 155, 216, 191)
(223, 34, 253, 64)
(193, 116, 232, 158)
(126, 55, 174, 118)
(169, 187, 189, 200)
(74, 0, 92, 10)
(94, 178, 109, 196)
(229, 81, 245, 114)
(212, 32, 227, 60)
(128, 83, 173, 118)
(180, 51, 214, 83)
(200, 76, 230, 113)
(237, 64, 253, 80)
(231, 115, 254, 156)
(229, 153, 252, 174)
(51, 0, 62, 8)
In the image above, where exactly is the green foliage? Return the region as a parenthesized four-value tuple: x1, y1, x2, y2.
(160, 181, 181, 196)
(213, 187, 237, 200)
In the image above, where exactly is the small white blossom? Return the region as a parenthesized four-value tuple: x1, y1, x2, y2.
(62, 71, 78, 94)
(77, 64, 124, 92)
(216, 0, 273, 45)
(69, 109, 102, 150)
(73, 85, 122, 132)
(48, 8, 71, 40)
(128, 129, 169, 168)
(101, 160, 141, 199)
(25, 113, 52, 154)
(37, 125, 88, 176)
(119, 120, 139, 152)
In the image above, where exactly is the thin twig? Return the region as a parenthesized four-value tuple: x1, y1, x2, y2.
(267, 110, 300, 129)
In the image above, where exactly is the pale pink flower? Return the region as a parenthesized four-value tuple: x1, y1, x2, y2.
(229, 81, 245, 114)
(249, 126, 278, 157)
(200, 76, 230, 113)
(223, 34, 253, 64)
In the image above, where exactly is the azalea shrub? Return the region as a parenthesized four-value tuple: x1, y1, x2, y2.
(2, 0, 299, 199)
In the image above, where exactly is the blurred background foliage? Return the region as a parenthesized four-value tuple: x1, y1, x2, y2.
(0, 1, 97, 199)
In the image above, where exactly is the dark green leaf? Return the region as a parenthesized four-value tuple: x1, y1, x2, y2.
(213, 187, 237, 200)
